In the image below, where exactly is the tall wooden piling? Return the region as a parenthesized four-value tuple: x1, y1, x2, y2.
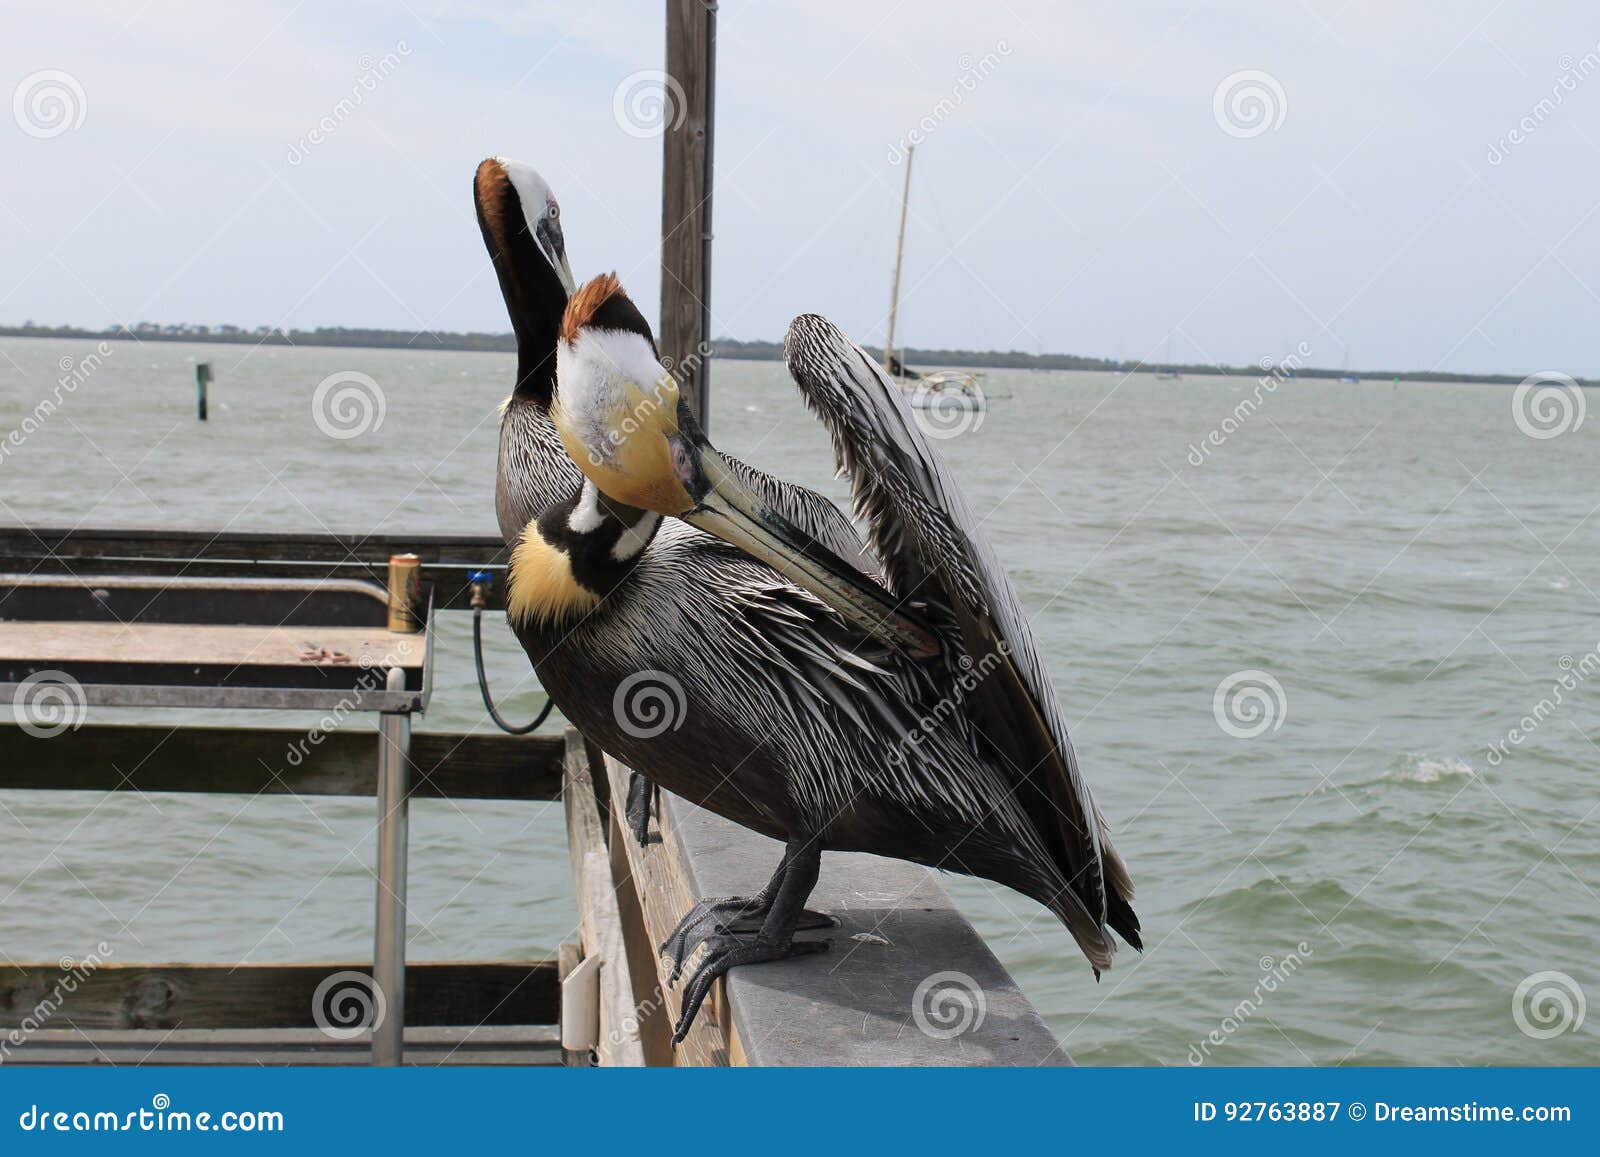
(195, 362, 211, 420)
(659, 0, 716, 428)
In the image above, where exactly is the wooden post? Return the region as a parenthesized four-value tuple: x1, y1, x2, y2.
(195, 362, 211, 420)
(660, 0, 716, 429)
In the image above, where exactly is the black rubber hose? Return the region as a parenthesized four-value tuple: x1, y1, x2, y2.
(472, 606, 553, 735)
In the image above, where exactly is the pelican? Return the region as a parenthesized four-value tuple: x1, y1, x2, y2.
(507, 269, 1140, 1040)
(474, 157, 888, 845)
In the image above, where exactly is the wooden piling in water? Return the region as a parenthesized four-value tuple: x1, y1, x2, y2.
(195, 362, 211, 420)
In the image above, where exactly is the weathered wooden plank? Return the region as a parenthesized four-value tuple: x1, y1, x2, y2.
(659, 0, 716, 425)
(562, 727, 647, 1066)
(0, 622, 425, 669)
(600, 755, 1071, 1067)
(0, 724, 561, 800)
(600, 753, 727, 1065)
(0, 526, 508, 612)
(7, 1026, 561, 1066)
(0, 961, 557, 1031)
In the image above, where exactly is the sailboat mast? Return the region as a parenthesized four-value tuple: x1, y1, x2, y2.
(885, 144, 914, 374)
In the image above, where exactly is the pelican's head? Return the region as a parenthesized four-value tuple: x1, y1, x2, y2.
(553, 274, 939, 659)
(474, 156, 576, 398)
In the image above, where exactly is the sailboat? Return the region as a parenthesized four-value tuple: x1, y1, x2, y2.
(884, 145, 986, 413)
(1154, 337, 1182, 380)
(1339, 346, 1360, 383)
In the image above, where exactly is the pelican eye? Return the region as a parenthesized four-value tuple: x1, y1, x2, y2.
(547, 201, 560, 219)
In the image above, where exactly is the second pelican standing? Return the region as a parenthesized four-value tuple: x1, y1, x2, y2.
(500, 263, 1139, 1039)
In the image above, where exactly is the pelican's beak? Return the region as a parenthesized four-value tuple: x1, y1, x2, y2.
(536, 217, 576, 296)
(682, 443, 941, 660)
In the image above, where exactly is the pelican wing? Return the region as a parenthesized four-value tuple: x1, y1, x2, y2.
(783, 314, 1138, 955)
(714, 453, 879, 581)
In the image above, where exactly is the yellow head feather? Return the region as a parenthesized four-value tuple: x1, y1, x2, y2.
(506, 519, 601, 627)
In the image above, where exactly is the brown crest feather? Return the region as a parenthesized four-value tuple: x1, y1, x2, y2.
(561, 273, 626, 343)
(474, 158, 511, 253)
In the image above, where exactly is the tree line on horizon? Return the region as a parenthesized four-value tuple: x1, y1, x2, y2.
(0, 319, 1561, 386)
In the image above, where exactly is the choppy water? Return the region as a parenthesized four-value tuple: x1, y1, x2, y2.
(2, 336, 1595, 1065)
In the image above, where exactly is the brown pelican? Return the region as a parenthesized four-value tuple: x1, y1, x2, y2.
(507, 270, 1139, 1040)
(474, 157, 889, 843)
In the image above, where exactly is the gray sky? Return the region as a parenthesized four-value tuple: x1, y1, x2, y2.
(3, 1, 1597, 376)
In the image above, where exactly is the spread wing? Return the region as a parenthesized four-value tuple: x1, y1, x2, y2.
(783, 314, 1138, 959)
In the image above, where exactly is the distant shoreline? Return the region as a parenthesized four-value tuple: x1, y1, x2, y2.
(0, 323, 1573, 387)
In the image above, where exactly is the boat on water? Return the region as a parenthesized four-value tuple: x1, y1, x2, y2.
(905, 370, 987, 411)
(1340, 345, 1359, 382)
(881, 145, 988, 415)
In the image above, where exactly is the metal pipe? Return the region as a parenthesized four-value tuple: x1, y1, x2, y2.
(372, 665, 411, 1066)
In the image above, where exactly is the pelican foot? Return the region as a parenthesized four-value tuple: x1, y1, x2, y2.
(624, 772, 654, 846)
(660, 896, 767, 983)
(671, 935, 829, 1045)
(660, 899, 836, 983)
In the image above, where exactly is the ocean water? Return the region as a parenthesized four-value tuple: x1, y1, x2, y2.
(1, 336, 1595, 1065)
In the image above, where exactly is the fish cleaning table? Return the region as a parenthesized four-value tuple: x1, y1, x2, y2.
(0, 572, 433, 1064)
